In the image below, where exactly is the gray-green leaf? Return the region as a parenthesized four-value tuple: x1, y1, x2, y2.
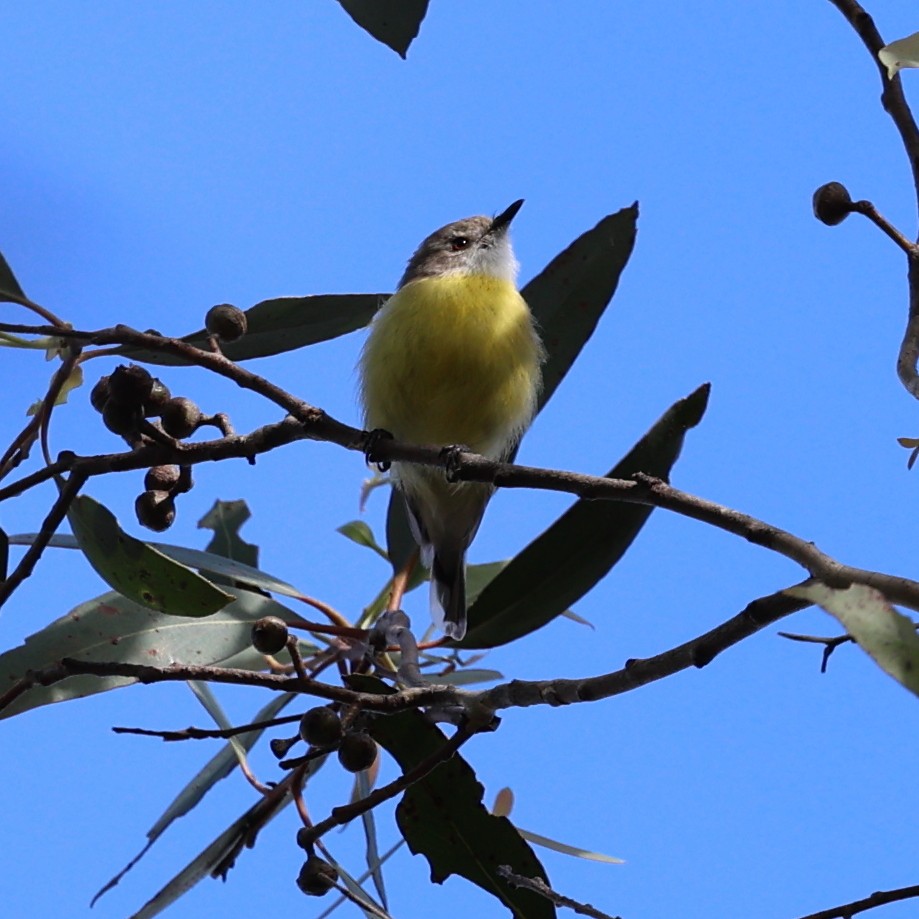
(67, 494, 232, 617)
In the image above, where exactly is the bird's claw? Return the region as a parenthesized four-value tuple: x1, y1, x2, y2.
(441, 444, 472, 483)
(364, 428, 394, 472)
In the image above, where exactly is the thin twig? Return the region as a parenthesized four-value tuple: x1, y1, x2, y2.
(297, 723, 474, 847)
(778, 631, 854, 672)
(0, 471, 86, 609)
(851, 199, 918, 255)
(111, 712, 303, 741)
(498, 867, 620, 919)
(825, 1, 919, 400)
(793, 882, 919, 919)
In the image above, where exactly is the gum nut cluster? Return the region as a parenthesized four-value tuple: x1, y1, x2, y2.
(90, 364, 204, 533)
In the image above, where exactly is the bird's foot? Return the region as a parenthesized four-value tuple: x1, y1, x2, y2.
(440, 443, 473, 483)
(364, 428, 394, 472)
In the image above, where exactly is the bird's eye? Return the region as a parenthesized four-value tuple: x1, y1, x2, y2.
(450, 236, 470, 251)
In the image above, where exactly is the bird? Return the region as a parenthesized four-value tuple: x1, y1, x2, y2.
(358, 200, 544, 641)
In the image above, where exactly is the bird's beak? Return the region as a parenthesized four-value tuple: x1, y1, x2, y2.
(489, 199, 524, 235)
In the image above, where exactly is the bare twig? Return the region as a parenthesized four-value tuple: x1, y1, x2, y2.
(794, 882, 919, 919)
(850, 199, 918, 255)
(296, 722, 474, 847)
(778, 631, 854, 672)
(0, 471, 86, 609)
(498, 867, 620, 919)
(826, 1, 919, 212)
(825, 1, 919, 400)
(111, 712, 303, 742)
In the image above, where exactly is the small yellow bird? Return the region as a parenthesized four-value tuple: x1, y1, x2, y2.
(359, 200, 544, 640)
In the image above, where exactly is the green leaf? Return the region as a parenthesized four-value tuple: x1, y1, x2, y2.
(154, 690, 295, 839)
(355, 767, 389, 911)
(339, 520, 389, 561)
(385, 488, 417, 575)
(460, 383, 710, 649)
(787, 582, 919, 698)
(127, 788, 296, 919)
(356, 676, 554, 918)
(517, 828, 623, 864)
(198, 499, 258, 568)
(0, 587, 300, 719)
(0, 249, 27, 302)
(120, 294, 384, 365)
(67, 494, 232, 616)
(11, 531, 309, 602)
(93, 689, 297, 907)
(465, 561, 508, 606)
(337, 0, 429, 58)
(315, 839, 405, 919)
(524, 204, 638, 413)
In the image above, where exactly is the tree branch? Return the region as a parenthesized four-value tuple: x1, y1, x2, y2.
(826, 0, 919, 212)
(296, 722, 474, 847)
(825, 1, 919, 400)
(0, 584, 807, 720)
(498, 867, 621, 919)
(794, 882, 919, 919)
(0, 471, 86, 608)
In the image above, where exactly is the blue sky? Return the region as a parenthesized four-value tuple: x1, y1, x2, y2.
(3, 2, 919, 917)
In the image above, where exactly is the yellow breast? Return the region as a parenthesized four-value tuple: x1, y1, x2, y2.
(359, 274, 543, 458)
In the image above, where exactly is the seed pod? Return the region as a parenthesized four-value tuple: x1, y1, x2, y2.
(144, 465, 181, 492)
(812, 182, 853, 226)
(90, 375, 111, 413)
(299, 707, 343, 748)
(102, 399, 142, 436)
(270, 735, 300, 759)
(160, 397, 203, 439)
(296, 856, 338, 897)
(144, 378, 172, 416)
(108, 364, 154, 407)
(135, 490, 176, 532)
(337, 732, 378, 773)
(205, 304, 248, 342)
(251, 616, 289, 655)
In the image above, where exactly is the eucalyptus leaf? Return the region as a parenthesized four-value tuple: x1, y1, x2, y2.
(0, 249, 27, 302)
(0, 588, 301, 719)
(67, 494, 232, 616)
(339, 520, 389, 561)
(10, 531, 307, 602)
(128, 793, 293, 919)
(127, 753, 328, 918)
(524, 204, 638, 413)
(787, 582, 919, 698)
(356, 676, 554, 918)
(198, 499, 258, 570)
(154, 691, 295, 840)
(356, 768, 388, 911)
(337, 0, 429, 58)
(460, 383, 710, 648)
(93, 690, 297, 907)
(120, 294, 384, 365)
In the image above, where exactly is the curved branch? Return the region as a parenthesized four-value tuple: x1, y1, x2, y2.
(827, 1, 919, 213)
(826, 2, 919, 399)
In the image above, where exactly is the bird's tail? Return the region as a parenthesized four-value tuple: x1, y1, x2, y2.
(431, 546, 467, 641)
